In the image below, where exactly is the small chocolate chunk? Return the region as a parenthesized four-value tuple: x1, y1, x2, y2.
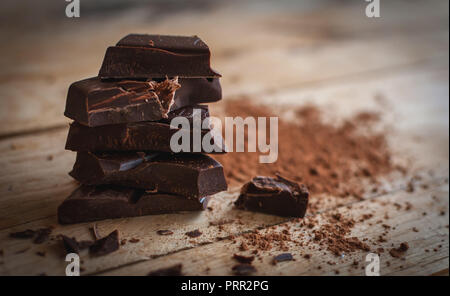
(148, 264, 183, 276)
(89, 230, 120, 256)
(185, 229, 202, 238)
(235, 175, 309, 217)
(157, 230, 174, 236)
(33, 228, 52, 244)
(61, 235, 80, 254)
(273, 253, 294, 264)
(232, 264, 257, 276)
(233, 254, 255, 264)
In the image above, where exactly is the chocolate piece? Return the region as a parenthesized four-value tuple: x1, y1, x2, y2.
(58, 185, 211, 224)
(61, 235, 80, 254)
(99, 34, 220, 79)
(148, 264, 183, 276)
(33, 228, 52, 244)
(273, 253, 294, 264)
(185, 229, 202, 238)
(10, 229, 35, 239)
(232, 264, 256, 276)
(65, 77, 221, 127)
(235, 175, 309, 217)
(65, 106, 226, 153)
(172, 78, 222, 109)
(233, 254, 255, 264)
(89, 230, 120, 256)
(69, 152, 227, 198)
(157, 230, 173, 236)
(65, 77, 180, 127)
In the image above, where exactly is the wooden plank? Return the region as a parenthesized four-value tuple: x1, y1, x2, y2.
(0, 1, 447, 136)
(100, 183, 449, 276)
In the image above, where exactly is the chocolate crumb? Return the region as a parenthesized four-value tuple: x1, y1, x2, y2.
(36, 251, 46, 257)
(129, 238, 140, 243)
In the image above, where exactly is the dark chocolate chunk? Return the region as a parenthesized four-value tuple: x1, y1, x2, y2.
(10, 229, 35, 239)
(148, 264, 183, 276)
(89, 230, 119, 256)
(65, 77, 180, 127)
(232, 264, 256, 276)
(33, 228, 52, 244)
(172, 78, 222, 109)
(65, 106, 226, 153)
(273, 253, 294, 264)
(61, 235, 80, 254)
(235, 175, 309, 217)
(99, 34, 220, 79)
(185, 229, 202, 238)
(58, 185, 211, 224)
(69, 152, 227, 198)
(157, 230, 174, 236)
(233, 254, 255, 264)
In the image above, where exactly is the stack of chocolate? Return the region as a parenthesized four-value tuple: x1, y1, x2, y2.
(58, 34, 228, 224)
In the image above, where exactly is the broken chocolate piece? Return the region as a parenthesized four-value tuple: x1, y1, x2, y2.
(10, 229, 35, 239)
(185, 229, 202, 238)
(33, 228, 52, 244)
(148, 264, 183, 276)
(65, 77, 180, 127)
(89, 230, 120, 256)
(61, 235, 80, 254)
(69, 152, 227, 198)
(58, 185, 211, 224)
(232, 264, 256, 276)
(157, 230, 174, 236)
(389, 242, 409, 258)
(233, 254, 255, 264)
(65, 106, 226, 153)
(99, 34, 220, 79)
(235, 175, 309, 217)
(273, 253, 294, 264)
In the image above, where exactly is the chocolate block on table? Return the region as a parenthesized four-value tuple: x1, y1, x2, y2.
(58, 185, 211, 224)
(65, 77, 221, 127)
(69, 152, 227, 198)
(65, 106, 227, 153)
(235, 175, 309, 217)
(99, 34, 220, 79)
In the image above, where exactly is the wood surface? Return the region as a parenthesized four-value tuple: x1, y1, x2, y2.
(0, 0, 448, 276)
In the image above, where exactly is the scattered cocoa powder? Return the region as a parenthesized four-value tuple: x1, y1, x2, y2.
(213, 99, 401, 212)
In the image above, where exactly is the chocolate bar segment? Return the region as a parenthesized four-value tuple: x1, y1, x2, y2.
(235, 175, 309, 217)
(65, 77, 221, 127)
(65, 106, 226, 153)
(64, 77, 179, 127)
(58, 185, 211, 224)
(69, 152, 227, 198)
(99, 34, 220, 79)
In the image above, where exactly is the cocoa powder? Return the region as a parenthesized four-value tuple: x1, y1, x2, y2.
(213, 99, 401, 211)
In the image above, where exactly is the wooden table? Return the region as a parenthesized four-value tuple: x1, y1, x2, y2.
(0, 0, 448, 275)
